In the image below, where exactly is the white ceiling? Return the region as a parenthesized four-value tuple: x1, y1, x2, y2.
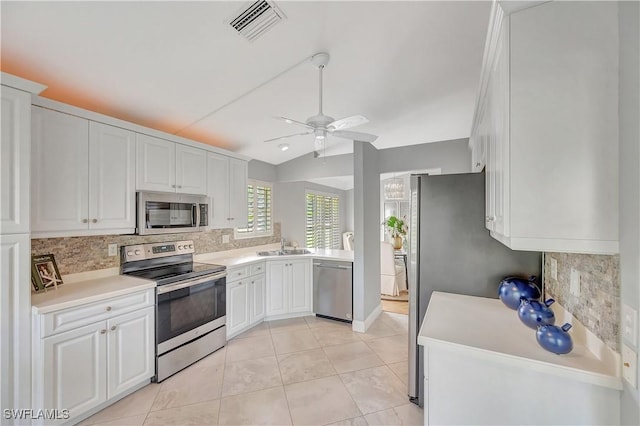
(1, 1, 491, 165)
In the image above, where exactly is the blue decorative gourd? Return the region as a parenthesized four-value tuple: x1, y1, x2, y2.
(518, 297, 556, 329)
(536, 323, 573, 354)
(497, 276, 541, 310)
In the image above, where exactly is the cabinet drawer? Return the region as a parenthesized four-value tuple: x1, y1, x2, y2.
(40, 289, 154, 338)
(227, 266, 249, 282)
(250, 262, 265, 276)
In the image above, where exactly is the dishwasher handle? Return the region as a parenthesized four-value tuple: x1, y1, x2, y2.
(313, 262, 352, 270)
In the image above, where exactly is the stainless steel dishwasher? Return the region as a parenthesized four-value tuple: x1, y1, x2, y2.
(313, 260, 353, 322)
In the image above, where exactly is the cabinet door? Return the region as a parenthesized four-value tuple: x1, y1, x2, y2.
(228, 158, 248, 228)
(107, 307, 154, 398)
(249, 275, 266, 324)
(288, 259, 311, 313)
(176, 144, 207, 195)
(135, 134, 176, 192)
(207, 153, 230, 228)
(227, 280, 250, 337)
(266, 261, 287, 316)
(32, 107, 89, 232)
(0, 234, 31, 413)
(88, 122, 136, 231)
(1, 86, 31, 234)
(491, 17, 509, 237)
(43, 322, 107, 420)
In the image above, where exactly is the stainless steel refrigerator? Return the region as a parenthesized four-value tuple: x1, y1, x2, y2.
(407, 173, 541, 406)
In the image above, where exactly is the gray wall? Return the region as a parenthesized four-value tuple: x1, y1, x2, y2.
(275, 139, 471, 183)
(353, 141, 381, 325)
(276, 152, 353, 182)
(378, 138, 471, 175)
(345, 189, 354, 233)
(248, 159, 277, 182)
(619, 1, 640, 423)
(274, 181, 348, 249)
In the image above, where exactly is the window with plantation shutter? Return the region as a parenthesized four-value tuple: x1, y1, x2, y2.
(305, 192, 341, 249)
(235, 180, 272, 238)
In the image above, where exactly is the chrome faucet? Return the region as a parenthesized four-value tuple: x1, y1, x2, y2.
(280, 238, 285, 253)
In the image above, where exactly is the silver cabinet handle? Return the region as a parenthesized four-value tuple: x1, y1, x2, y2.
(475, 162, 481, 167)
(82, 219, 88, 223)
(92, 219, 98, 223)
(178, 185, 182, 188)
(110, 325, 117, 331)
(106, 306, 112, 311)
(485, 216, 496, 222)
(100, 329, 106, 335)
(172, 184, 176, 188)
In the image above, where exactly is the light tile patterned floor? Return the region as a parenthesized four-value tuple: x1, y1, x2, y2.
(80, 312, 422, 426)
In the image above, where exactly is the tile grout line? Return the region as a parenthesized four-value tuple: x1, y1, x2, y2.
(271, 322, 295, 425)
(216, 344, 229, 426)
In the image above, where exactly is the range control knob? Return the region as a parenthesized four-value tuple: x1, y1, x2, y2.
(189, 244, 193, 249)
(178, 245, 183, 250)
(134, 249, 141, 255)
(127, 251, 133, 256)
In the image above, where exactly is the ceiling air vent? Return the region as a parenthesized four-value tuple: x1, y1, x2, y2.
(227, 1, 286, 42)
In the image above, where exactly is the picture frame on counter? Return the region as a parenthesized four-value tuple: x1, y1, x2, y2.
(31, 253, 63, 292)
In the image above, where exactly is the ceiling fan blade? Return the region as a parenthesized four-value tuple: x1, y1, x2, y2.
(328, 115, 369, 131)
(264, 131, 313, 143)
(277, 116, 314, 129)
(331, 130, 378, 143)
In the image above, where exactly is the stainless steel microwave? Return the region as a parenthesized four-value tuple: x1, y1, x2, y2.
(137, 191, 209, 235)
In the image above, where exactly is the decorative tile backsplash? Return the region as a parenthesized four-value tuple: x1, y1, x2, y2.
(31, 223, 281, 276)
(543, 252, 620, 352)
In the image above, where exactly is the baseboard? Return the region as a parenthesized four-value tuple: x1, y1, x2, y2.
(352, 303, 382, 333)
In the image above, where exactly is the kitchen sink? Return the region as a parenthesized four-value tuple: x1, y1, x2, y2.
(256, 249, 311, 256)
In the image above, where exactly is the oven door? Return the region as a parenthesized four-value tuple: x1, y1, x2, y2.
(156, 272, 226, 355)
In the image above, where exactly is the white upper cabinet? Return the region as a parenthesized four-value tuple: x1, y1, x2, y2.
(207, 152, 248, 229)
(136, 134, 207, 195)
(32, 107, 90, 233)
(135, 134, 176, 192)
(1, 85, 31, 234)
(176, 144, 208, 195)
(471, 1, 619, 254)
(32, 107, 135, 236)
(89, 122, 136, 230)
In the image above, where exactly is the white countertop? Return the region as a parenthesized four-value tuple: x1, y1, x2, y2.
(32, 275, 156, 315)
(418, 291, 621, 390)
(194, 244, 354, 268)
(33, 244, 353, 314)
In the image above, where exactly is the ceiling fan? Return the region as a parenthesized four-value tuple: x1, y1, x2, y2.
(265, 52, 378, 153)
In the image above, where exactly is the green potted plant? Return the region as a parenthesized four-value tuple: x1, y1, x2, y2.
(383, 215, 408, 249)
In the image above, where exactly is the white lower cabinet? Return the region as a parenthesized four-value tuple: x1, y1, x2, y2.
(42, 321, 107, 419)
(227, 278, 250, 337)
(249, 275, 266, 324)
(33, 290, 154, 425)
(266, 259, 312, 318)
(106, 308, 155, 397)
(226, 259, 311, 338)
(226, 263, 266, 339)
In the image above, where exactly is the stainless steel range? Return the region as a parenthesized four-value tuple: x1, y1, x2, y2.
(121, 240, 226, 382)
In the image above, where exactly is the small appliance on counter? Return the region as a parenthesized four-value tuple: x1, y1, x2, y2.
(120, 240, 226, 382)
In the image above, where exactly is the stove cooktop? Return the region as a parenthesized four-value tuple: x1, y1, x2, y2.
(126, 262, 226, 286)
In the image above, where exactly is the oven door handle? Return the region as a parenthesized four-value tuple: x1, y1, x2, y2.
(156, 271, 227, 295)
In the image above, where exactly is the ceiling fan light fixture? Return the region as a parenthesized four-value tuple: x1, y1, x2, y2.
(279, 143, 289, 151)
(314, 129, 326, 141)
